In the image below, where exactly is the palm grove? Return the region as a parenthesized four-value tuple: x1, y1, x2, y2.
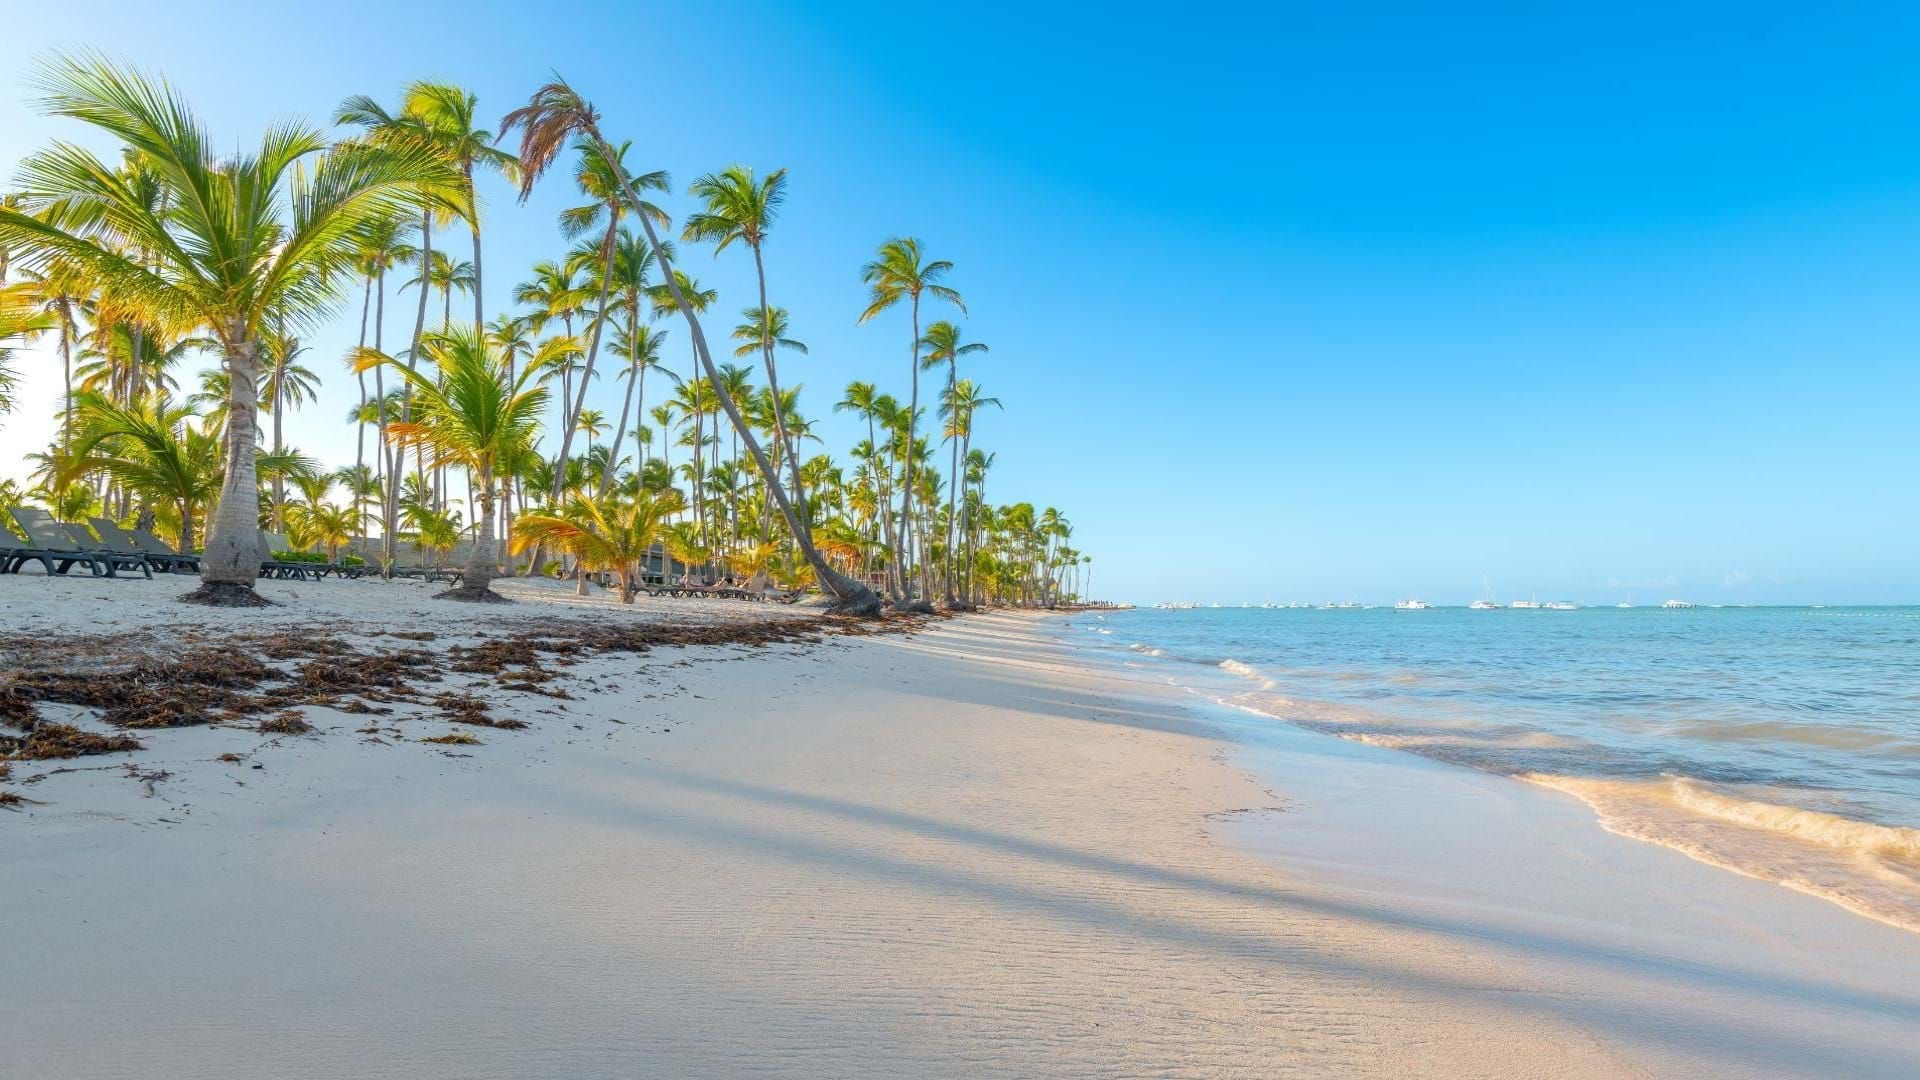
(0, 57, 1092, 615)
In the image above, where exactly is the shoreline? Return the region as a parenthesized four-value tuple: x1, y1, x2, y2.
(5, 588, 1919, 1076)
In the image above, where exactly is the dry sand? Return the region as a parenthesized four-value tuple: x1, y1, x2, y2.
(3, 575, 1917, 1077)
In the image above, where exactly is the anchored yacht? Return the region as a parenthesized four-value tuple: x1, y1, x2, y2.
(1394, 599, 1432, 610)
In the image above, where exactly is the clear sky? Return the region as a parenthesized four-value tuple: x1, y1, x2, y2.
(4, 2, 1917, 604)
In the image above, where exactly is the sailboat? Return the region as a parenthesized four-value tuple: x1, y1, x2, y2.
(1470, 576, 1503, 610)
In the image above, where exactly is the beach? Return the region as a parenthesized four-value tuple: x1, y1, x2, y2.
(4, 581, 1919, 1078)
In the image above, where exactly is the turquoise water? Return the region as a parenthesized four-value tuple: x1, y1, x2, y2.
(1064, 606, 1920, 931)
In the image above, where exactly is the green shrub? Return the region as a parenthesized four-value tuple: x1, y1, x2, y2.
(272, 550, 329, 564)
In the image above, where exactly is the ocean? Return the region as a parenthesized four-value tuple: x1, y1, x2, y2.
(1063, 605, 1920, 933)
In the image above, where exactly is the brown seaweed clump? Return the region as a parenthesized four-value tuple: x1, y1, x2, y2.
(423, 732, 481, 746)
(0, 722, 144, 761)
(258, 713, 315, 736)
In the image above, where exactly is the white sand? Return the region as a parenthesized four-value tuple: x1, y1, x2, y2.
(3, 578, 1918, 1077)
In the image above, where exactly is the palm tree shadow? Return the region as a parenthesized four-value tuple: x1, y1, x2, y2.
(572, 760, 1920, 1076)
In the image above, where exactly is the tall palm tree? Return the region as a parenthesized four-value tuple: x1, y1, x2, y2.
(943, 380, 1000, 603)
(334, 92, 457, 467)
(858, 237, 963, 606)
(499, 78, 879, 615)
(602, 320, 666, 496)
(684, 165, 810, 508)
(359, 326, 551, 600)
(920, 320, 988, 604)
(552, 141, 668, 507)
(4, 55, 454, 604)
(402, 82, 516, 336)
(349, 213, 414, 563)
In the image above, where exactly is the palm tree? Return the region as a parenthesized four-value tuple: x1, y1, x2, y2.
(943, 381, 1000, 603)
(359, 326, 551, 600)
(575, 407, 607, 454)
(3, 55, 456, 604)
(858, 237, 964, 606)
(684, 165, 812, 509)
(0, 282, 57, 422)
(603, 319, 666, 497)
(551, 141, 669, 508)
(512, 487, 684, 602)
(499, 78, 880, 616)
(261, 327, 320, 528)
(59, 391, 219, 551)
(402, 82, 516, 336)
(920, 320, 988, 604)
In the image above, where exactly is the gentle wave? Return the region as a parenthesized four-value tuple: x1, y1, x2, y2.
(1103, 621, 1920, 934)
(1525, 775, 1920, 934)
(1219, 659, 1277, 689)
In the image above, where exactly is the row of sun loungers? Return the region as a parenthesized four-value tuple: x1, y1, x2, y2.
(0, 507, 155, 578)
(2, 516, 805, 605)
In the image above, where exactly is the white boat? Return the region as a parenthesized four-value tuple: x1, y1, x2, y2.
(1663, 599, 1695, 609)
(1510, 598, 1541, 609)
(1616, 602, 1633, 609)
(1544, 600, 1580, 610)
(1394, 599, 1432, 610)
(1472, 577, 1502, 609)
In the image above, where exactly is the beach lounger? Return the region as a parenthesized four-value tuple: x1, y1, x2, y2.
(256, 531, 318, 580)
(89, 517, 192, 575)
(3, 507, 149, 578)
(126, 525, 202, 574)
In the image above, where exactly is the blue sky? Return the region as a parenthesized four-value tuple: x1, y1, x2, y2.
(4, 2, 1918, 604)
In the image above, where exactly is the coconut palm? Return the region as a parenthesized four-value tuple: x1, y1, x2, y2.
(857, 237, 964, 605)
(358, 325, 551, 600)
(603, 319, 666, 496)
(1, 55, 456, 604)
(499, 78, 879, 615)
(59, 391, 219, 551)
(684, 165, 811, 507)
(921, 321, 988, 604)
(512, 487, 684, 602)
(550, 141, 669, 506)
(0, 282, 57, 420)
(401, 82, 516, 336)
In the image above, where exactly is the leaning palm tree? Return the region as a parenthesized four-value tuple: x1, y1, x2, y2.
(1, 54, 456, 604)
(920, 320, 988, 604)
(357, 325, 551, 600)
(858, 237, 964, 606)
(512, 487, 684, 602)
(499, 78, 879, 615)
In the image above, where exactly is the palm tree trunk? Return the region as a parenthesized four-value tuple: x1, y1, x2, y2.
(58, 305, 73, 450)
(355, 276, 372, 478)
(598, 313, 638, 497)
(190, 330, 265, 602)
(551, 219, 617, 509)
(900, 294, 926, 603)
(465, 161, 485, 337)
(375, 266, 398, 572)
(750, 245, 806, 514)
(943, 361, 961, 606)
(453, 464, 498, 598)
(404, 206, 433, 498)
(588, 128, 876, 615)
